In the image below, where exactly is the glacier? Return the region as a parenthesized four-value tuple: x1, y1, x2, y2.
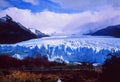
(0, 35, 120, 64)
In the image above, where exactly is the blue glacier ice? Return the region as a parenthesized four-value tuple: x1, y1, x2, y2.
(0, 35, 120, 64)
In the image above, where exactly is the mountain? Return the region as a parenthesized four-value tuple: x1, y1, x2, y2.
(29, 28, 49, 38)
(0, 15, 48, 44)
(91, 24, 120, 37)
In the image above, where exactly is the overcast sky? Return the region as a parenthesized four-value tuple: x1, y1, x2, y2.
(0, 0, 120, 34)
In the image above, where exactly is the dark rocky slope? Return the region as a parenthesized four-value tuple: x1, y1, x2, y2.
(92, 24, 120, 37)
(0, 15, 48, 44)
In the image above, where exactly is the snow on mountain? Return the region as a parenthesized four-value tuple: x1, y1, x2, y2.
(0, 35, 120, 64)
(0, 15, 12, 22)
(0, 15, 49, 44)
(29, 28, 49, 38)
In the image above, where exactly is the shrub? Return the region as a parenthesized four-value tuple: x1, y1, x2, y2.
(2, 71, 41, 82)
(0, 55, 22, 68)
(101, 52, 120, 82)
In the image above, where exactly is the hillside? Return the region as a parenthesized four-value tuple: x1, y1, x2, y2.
(0, 15, 48, 44)
(92, 24, 120, 37)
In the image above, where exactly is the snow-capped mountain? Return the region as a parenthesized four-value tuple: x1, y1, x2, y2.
(92, 24, 120, 37)
(29, 28, 49, 38)
(0, 15, 120, 65)
(0, 35, 120, 64)
(0, 15, 48, 44)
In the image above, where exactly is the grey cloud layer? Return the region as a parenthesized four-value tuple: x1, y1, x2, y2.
(0, 6, 120, 34)
(22, 0, 39, 5)
(0, 0, 11, 9)
(51, 0, 120, 10)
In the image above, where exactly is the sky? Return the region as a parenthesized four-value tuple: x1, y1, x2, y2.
(0, 0, 120, 35)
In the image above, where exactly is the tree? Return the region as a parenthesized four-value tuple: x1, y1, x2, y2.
(101, 52, 120, 82)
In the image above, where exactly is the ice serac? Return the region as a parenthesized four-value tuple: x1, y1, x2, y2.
(0, 15, 49, 44)
(0, 36, 120, 64)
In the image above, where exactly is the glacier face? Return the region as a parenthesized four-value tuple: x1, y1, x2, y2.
(0, 35, 120, 64)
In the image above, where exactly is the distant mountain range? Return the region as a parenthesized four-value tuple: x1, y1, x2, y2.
(91, 24, 120, 37)
(0, 15, 49, 44)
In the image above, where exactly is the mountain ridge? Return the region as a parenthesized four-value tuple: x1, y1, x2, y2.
(0, 15, 49, 44)
(91, 24, 120, 37)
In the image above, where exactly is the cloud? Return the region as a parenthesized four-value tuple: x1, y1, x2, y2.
(0, 6, 120, 34)
(23, 0, 39, 5)
(0, 0, 11, 9)
(51, 0, 120, 10)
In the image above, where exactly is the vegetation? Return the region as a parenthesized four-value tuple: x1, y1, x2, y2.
(0, 70, 99, 82)
(101, 52, 120, 82)
(1, 71, 41, 82)
(0, 55, 66, 69)
(1, 52, 120, 82)
(0, 54, 100, 82)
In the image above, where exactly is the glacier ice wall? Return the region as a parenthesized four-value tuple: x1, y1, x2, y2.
(0, 36, 120, 64)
